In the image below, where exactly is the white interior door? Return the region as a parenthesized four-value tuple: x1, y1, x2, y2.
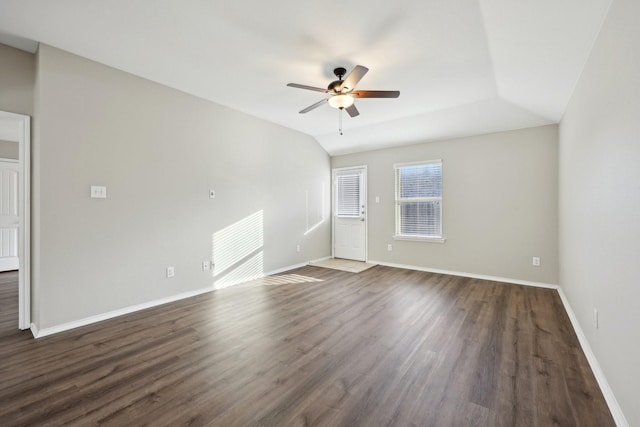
(0, 111, 30, 330)
(333, 166, 367, 261)
(0, 160, 19, 271)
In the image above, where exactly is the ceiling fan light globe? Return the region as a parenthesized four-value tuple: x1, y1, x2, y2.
(328, 94, 355, 109)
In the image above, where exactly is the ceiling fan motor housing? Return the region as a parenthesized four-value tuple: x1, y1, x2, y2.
(328, 80, 343, 92)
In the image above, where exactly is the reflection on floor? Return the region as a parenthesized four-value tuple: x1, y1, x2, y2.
(309, 258, 377, 273)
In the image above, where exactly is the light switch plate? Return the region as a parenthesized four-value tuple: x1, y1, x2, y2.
(91, 186, 107, 199)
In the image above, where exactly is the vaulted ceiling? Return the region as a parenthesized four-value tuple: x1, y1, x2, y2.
(0, 0, 612, 155)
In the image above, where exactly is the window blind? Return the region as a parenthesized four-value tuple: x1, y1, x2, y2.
(335, 172, 361, 217)
(395, 161, 442, 238)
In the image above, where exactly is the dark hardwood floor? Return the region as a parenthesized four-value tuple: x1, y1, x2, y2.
(0, 271, 19, 336)
(0, 267, 614, 426)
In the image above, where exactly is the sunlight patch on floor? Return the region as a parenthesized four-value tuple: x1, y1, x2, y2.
(237, 273, 323, 288)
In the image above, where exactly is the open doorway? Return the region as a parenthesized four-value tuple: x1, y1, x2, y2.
(0, 111, 31, 330)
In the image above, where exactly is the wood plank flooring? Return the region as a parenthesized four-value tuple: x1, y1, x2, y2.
(0, 271, 19, 335)
(0, 267, 614, 426)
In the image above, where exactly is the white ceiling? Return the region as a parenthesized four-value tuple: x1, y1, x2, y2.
(0, 0, 612, 155)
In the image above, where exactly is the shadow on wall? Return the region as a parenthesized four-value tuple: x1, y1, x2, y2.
(212, 210, 264, 290)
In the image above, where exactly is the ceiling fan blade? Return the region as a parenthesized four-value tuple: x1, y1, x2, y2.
(340, 65, 369, 91)
(287, 83, 329, 93)
(299, 98, 328, 114)
(345, 104, 360, 118)
(351, 90, 400, 98)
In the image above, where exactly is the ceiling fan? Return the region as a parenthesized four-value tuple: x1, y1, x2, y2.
(287, 65, 400, 131)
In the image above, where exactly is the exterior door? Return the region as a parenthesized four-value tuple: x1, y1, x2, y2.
(333, 166, 367, 261)
(0, 160, 19, 271)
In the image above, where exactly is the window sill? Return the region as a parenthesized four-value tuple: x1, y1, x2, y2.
(393, 235, 446, 243)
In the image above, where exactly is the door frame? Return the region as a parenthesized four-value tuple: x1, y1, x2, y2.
(0, 111, 31, 330)
(331, 165, 368, 261)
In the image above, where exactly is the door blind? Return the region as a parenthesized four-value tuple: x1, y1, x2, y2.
(335, 172, 361, 217)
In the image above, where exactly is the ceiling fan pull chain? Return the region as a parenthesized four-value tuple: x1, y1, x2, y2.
(339, 108, 343, 136)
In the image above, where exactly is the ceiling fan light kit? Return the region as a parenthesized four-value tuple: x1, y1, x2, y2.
(287, 65, 400, 135)
(328, 94, 354, 109)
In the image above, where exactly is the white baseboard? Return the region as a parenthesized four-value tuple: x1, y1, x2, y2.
(556, 288, 628, 427)
(264, 261, 310, 276)
(308, 255, 332, 264)
(264, 256, 334, 275)
(31, 286, 214, 339)
(31, 257, 334, 339)
(368, 260, 558, 289)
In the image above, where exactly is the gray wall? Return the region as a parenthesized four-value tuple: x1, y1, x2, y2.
(332, 125, 559, 285)
(559, 0, 640, 424)
(0, 43, 34, 116)
(33, 45, 331, 329)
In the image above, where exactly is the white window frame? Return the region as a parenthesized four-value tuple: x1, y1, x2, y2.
(394, 159, 445, 243)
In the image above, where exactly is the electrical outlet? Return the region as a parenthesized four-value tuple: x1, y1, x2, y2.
(296, 245, 301, 253)
(202, 261, 210, 271)
(166, 266, 175, 278)
(387, 244, 393, 251)
(594, 308, 599, 329)
(375, 196, 380, 203)
(532, 257, 541, 266)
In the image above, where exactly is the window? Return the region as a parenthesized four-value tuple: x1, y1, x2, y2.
(335, 171, 362, 217)
(394, 160, 443, 241)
